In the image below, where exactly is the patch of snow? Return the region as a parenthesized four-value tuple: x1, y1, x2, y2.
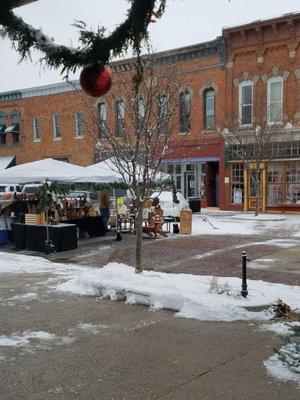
(77, 323, 109, 335)
(0, 331, 57, 347)
(8, 292, 38, 301)
(261, 322, 300, 337)
(56, 263, 300, 322)
(264, 354, 300, 388)
(232, 214, 287, 221)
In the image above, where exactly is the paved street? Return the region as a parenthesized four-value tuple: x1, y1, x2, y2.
(1, 212, 300, 399)
(0, 270, 299, 400)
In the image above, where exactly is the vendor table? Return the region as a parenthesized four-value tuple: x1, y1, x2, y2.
(63, 216, 106, 237)
(11, 223, 77, 252)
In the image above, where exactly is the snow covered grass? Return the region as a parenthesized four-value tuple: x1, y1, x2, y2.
(261, 322, 300, 337)
(264, 353, 300, 388)
(56, 263, 300, 322)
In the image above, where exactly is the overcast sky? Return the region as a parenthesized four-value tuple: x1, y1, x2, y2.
(0, 0, 299, 92)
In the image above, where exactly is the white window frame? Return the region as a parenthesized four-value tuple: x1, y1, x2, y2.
(239, 81, 253, 127)
(267, 76, 283, 124)
(74, 111, 84, 139)
(98, 102, 107, 137)
(33, 117, 41, 142)
(53, 114, 61, 140)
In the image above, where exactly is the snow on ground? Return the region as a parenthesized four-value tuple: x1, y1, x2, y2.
(261, 322, 300, 337)
(0, 331, 57, 347)
(264, 353, 300, 388)
(56, 263, 300, 322)
(191, 212, 300, 237)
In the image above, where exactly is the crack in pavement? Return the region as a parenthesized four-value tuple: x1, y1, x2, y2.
(154, 349, 252, 400)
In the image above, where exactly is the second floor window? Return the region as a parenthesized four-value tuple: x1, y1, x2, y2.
(98, 102, 107, 138)
(33, 117, 41, 141)
(204, 89, 215, 130)
(53, 114, 61, 140)
(136, 98, 145, 132)
(75, 111, 84, 138)
(116, 100, 125, 137)
(158, 94, 168, 134)
(180, 91, 191, 133)
(239, 82, 253, 126)
(268, 77, 283, 124)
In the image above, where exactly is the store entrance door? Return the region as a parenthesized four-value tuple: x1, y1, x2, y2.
(206, 162, 219, 207)
(184, 172, 195, 198)
(245, 164, 266, 212)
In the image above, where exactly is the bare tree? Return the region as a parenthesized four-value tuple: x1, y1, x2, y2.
(221, 95, 290, 216)
(76, 53, 203, 272)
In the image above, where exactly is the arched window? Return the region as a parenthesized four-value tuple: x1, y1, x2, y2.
(267, 76, 283, 123)
(98, 102, 107, 137)
(179, 90, 191, 133)
(204, 89, 215, 130)
(115, 100, 125, 137)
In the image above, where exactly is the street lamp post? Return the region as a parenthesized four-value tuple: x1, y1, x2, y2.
(241, 251, 250, 298)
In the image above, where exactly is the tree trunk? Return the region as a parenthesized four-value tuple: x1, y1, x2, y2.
(135, 203, 143, 273)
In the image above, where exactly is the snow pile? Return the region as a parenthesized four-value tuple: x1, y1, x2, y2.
(261, 322, 300, 337)
(56, 263, 300, 322)
(264, 353, 300, 387)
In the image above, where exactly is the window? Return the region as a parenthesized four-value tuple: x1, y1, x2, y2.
(239, 82, 253, 126)
(53, 114, 61, 140)
(0, 114, 5, 125)
(204, 89, 215, 130)
(98, 102, 107, 138)
(0, 114, 6, 145)
(268, 77, 283, 123)
(158, 94, 168, 134)
(33, 117, 41, 141)
(74, 111, 84, 138)
(179, 91, 191, 133)
(115, 100, 125, 137)
(286, 161, 300, 204)
(268, 162, 283, 205)
(10, 110, 20, 143)
(136, 98, 145, 132)
(10, 110, 19, 124)
(231, 163, 244, 204)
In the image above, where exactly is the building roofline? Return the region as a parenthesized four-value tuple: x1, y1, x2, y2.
(223, 12, 300, 34)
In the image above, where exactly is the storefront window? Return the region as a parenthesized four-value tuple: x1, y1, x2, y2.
(231, 163, 244, 204)
(286, 161, 300, 204)
(268, 162, 283, 205)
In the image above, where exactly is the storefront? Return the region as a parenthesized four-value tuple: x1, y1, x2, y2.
(229, 159, 300, 212)
(163, 157, 220, 208)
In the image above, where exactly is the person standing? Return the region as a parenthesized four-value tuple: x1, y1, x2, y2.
(99, 190, 110, 230)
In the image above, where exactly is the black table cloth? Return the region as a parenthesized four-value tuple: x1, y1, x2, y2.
(11, 223, 77, 252)
(63, 216, 106, 237)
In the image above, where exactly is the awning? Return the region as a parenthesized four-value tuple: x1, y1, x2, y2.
(5, 123, 19, 133)
(0, 156, 15, 171)
(161, 157, 220, 165)
(0, 125, 6, 134)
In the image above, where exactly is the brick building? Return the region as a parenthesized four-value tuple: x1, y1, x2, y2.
(224, 13, 300, 212)
(1, 13, 300, 211)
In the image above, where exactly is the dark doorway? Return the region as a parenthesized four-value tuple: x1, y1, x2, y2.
(206, 162, 219, 207)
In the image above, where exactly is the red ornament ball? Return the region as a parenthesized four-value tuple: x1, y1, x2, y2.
(79, 64, 112, 97)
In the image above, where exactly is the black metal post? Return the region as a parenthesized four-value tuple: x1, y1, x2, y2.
(241, 251, 249, 298)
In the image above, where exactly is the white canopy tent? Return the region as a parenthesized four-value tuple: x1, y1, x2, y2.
(0, 158, 116, 184)
(86, 158, 169, 184)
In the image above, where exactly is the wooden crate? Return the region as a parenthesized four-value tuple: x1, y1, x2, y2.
(25, 213, 46, 225)
(180, 210, 192, 235)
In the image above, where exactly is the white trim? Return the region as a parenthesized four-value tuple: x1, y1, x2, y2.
(267, 76, 283, 124)
(74, 111, 84, 138)
(239, 81, 253, 127)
